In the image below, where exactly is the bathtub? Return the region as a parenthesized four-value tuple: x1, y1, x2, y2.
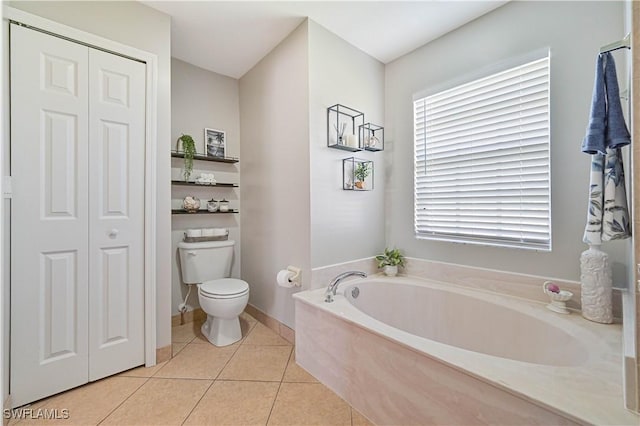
(293, 276, 638, 425)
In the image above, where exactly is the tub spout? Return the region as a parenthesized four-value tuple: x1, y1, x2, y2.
(325, 271, 367, 303)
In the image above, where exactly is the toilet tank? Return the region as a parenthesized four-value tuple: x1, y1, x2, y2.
(178, 240, 235, 284)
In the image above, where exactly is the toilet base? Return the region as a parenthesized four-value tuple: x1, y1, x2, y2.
(201, 315, 242, 347)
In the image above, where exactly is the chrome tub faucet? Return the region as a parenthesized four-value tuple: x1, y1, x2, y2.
(325, 271, 367, 303)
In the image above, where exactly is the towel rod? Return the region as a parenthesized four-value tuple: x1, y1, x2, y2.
(600, 33, 631, 54)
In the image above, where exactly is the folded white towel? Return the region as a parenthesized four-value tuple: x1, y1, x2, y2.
(195, 173, 217, 184)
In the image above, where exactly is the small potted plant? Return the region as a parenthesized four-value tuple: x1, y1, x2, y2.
(375, 248, 405, 277)
(354, 162, 371, 190)
(177, 134, 196, 181)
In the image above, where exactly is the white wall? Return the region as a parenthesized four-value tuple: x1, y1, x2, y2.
(239, 21, 310, 328)
(5, 1, 173, 349)
(171, 58, 241, 315)
(385, 1, 628, 282)
(308, 21, 386, 268)
(1, 18, 8, 408)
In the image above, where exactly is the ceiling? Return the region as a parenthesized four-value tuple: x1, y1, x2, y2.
(144, 1, 509, 79)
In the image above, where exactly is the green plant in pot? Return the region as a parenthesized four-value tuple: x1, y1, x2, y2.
(353, 162, 371, 189)
(375, 248, 405, 277)
(177, 134, 196, 181)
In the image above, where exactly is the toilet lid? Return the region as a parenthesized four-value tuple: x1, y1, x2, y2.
(200, 278, 249, 297)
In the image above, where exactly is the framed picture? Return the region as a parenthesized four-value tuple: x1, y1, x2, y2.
(204, 128, 226, 158)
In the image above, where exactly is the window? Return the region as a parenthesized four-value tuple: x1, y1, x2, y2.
(413, 54, 551, 250)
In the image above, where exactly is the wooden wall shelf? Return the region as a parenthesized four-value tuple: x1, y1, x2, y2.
(172, 209, 239, 215)
(171, 151, 239, 164)
(171, 180, 238, 188)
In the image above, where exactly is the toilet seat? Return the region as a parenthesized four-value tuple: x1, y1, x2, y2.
(199, 278, 249, 299)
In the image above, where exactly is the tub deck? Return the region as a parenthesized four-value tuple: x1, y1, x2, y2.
(293, 276, 639, 425)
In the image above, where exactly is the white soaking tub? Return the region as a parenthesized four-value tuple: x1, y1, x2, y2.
(293, 276, 638, 426)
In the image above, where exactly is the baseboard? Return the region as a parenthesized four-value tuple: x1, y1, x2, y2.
(155, 345, 172, 364)
(244, 304, 295, 345)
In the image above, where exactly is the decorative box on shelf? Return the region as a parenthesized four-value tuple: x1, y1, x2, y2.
(343, 157, 373, 191)
(359, 123, 384, 151)
(327, 104, 364, 152)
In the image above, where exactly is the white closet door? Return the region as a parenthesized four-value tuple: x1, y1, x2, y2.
(87, 49, 146, 380)
(10, 24, 90, 406)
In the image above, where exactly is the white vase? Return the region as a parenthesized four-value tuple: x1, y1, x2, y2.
(383, 265, 398, 277)
(579, 245, 613, 324)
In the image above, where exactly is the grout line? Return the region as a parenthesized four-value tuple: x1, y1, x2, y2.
(239, 320, 258, 346)
(265, 380, 284, 425)
(97, 376, 151, 425)
(149, 358, 167, 379)
(212, 333, 246, 381)
(172, 344, 187, 356)
(238, 343, 293, 347)
(165, 317, 293, 425)
(180, 379, 215, 426)
(172, 337, 196, 345)
(278, 346, 293, 382)
(138, 376, 216, 382)
(155, 317, 256, 382)
(264, 345, 295, 425)
(284, 346, 294, 378)
(180, 321, 256, 426)
(213, 378, 286, 383)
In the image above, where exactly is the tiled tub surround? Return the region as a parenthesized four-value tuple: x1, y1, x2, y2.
(294, 276, 639, 425)
(310, 257, 379, 290)
(312, 256, 623, 317)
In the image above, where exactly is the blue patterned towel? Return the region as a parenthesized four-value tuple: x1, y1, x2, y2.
(581, 53, 630, 154)
(582, 52, 631, 243)
(583, 149, 631, 243)
(581, 54, 606, 154)
(603, 53, 631, 149)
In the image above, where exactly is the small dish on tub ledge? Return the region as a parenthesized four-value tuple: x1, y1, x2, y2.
(543, 281, 573, 315)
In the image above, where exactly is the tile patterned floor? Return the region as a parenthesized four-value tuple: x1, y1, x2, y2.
(13, 313, 373, 425)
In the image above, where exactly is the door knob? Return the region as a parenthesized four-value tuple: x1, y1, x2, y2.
(108, 228, 119, 238)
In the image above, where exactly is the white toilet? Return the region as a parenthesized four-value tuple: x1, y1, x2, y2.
(178, 240, 249, 346)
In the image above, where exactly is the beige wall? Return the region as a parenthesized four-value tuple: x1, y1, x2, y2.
(238, 19, 385, 327)
(5, 1, 173, 349)
(239, 21, 311, 328)
(385, 1, 628, 282)
(308, 21, 386, 268)
(171, 58, 241, 315)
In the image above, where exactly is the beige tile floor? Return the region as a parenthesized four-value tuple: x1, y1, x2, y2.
(13, 313, 373, 426)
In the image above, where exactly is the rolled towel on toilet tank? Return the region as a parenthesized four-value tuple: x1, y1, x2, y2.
(210, 228, 228, 237)
(185, 229, 202, 238)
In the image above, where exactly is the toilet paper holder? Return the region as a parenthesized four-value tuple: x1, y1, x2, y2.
(286, 266, 301, 286)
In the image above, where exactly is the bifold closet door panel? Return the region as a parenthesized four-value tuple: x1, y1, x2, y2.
(10, 24, 90, 407)
(87, 48, 146, 380)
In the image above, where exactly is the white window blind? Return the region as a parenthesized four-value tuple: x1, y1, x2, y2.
(414, 55, 551, 250)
